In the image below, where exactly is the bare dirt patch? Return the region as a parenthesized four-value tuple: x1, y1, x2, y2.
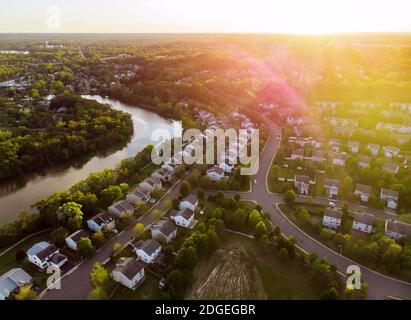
(186, 245, 267, 300)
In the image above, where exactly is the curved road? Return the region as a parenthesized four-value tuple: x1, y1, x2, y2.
(41, 120, 411, 300)
(240, 121, 411, 300)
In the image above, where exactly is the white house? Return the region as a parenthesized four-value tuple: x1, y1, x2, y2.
(27, 242, 67, 270)
(311, 150, 326, 163)
(358, 155, 370, 169)
(87, 212, 116, 232)
(382, 162, 400, 174)
(328, 139, 341, 152)
(112, 257, 145, 290)
(139, 177, 162, 193)
(324, 178, 340, 199)
(151, 220, 177, 243)
(330, 152, 347, 167)
(65, 230, 89, 251)
(385, 219, 411, 241)
(322, 208, 343, 230)
(294, 175, 310, 195)
(366, 143, 380, 156)
(206, 166, 226, 181)
(151, 168, 172, 182)
(352, 212, 374, 234)
(354, 184, 372, 202)
(380, 188, 399, 209)
(218, 161, 234, 173)
(348, 141, 360, 153)
(170, 208, 195, 228)
(291, 148, 304, 160)
(383, 146, 400, 159)
(126, 187, 151, 204)
(131, 239, 161, 264)
(0, 268, 32, 300)
(179, 195, 198, 211)
(108, 200, 134, 218)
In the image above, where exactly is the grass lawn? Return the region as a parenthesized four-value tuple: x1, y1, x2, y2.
(110, 275, 164, 300)
(219, 231, 323, 300)
(0, 232, 52, 289)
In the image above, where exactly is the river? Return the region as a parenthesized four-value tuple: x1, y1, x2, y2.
(0, 95, 182, 225)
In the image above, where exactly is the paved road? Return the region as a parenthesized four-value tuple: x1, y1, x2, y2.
(40, 172, 192, 300)
(41, 120, 411, 300)
(237, 121, 411, 300)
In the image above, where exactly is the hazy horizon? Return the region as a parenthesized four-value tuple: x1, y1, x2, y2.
(1, 0, 411, 34)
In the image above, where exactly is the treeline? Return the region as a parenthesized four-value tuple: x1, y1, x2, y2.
(0, 145, 154, 248)
(0, 94, 133, 179)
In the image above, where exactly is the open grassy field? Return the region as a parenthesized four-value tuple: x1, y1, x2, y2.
(186, 231, 323, 300)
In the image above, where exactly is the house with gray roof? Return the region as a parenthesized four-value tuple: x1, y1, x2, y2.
(380, 188, 399, 209)
(27, 241, 67, 269)
(87, 212, 116, 232)
(131, 239, 161, 264)
(151, 220, 177, 243)
(108, 200, 134, 218)
(353, 212, 374, 234)
(112, 257, 145, 290)
(65, 230, 89, 251)
(0, 268, 32, 300)
(385, 219, 411, 241)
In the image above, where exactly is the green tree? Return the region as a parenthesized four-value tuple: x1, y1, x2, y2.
(90, 262, 110, 288)
(14, 287, 38, 300)
(50, 227, 69, 246)
(92, 231, 106, 247)
(284, 189, 296, 207)
(77, 237, 96, 258)
(255, 221, 268, 239)
(180, 181, 191, 197)
(248, 209, 262, 228)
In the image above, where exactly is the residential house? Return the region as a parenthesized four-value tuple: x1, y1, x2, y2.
(348, 141, 360, 153)
(330, 152, 347, 166)
(294, 175, 310, 195)
(354, 184, 372, 202)
(367, 143, 380, 156)
(87, 212, 116, 232)
(324, 178, 340, 199)
(179, 195, 199, 211)
(27, 242, 67, 270)
(291, 148, 304, 160)
(139, 177, 162, 193)
(322, 208, 343, 229)
(131, 239, 161, 264)
(382, 162, 399, 174)
(112, 258, 145, 290)
(311, 150, 326, 163)
(126, 187, 151, 204)
(65, 230, 89, 251)
(218, 161, 234, 173)
(170, 208, 196, 229)
(385, 219, 411, 241)
(352, 212, 374, 234)
(328, 139, 341, 152)
(151, 168, 171, 182)
(380, 188, 399, 209)
(162, 161, 178, 173)
(0, 268, 32, 300)
(108, 200, 134, 218)
(151, 220, 177, 244)
(358, 155, 370, 169)
(382, 146, 400, 159)
(206, 166, 226, 181)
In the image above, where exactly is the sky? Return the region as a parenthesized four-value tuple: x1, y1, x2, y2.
(1, 0, 411, 34)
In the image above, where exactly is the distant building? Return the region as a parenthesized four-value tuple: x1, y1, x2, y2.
(108, 200, 134, 218)
(322, 208, 343, 229)
(385, 219, 411, 241)
(170, 208, 196, 229)
(324, 178, 340, 199)
(348, 141, 360, 153)
(354, 184, 372, 202)
(179, 195, 199, 211)
(352, 212, 374, 234)
(380, 188, 399, 209)
(65, 230, 89, 251)
(382, 162, 399, 174)
(206, 166, 226, 181)
(366, 143, 380, 156)
(294, 175, 310, 195)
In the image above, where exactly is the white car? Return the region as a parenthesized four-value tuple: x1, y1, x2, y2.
(328, 202, 336, 208)
(253, 179, 257, 184)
